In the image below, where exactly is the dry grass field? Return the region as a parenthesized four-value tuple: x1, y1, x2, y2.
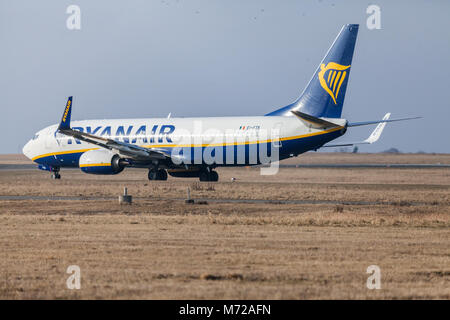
(0, 153, 449, 299)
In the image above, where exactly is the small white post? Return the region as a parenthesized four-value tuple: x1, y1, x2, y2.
(185, 186, 194, 204)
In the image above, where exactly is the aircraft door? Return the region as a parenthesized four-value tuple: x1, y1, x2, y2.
(44, 129, 57, 150)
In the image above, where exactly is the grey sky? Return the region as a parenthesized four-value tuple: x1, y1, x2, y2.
(1, 0, 449, 154)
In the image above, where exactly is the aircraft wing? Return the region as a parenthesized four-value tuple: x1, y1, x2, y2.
(322, 113, 391, 148)
(57, 97, 167, 160)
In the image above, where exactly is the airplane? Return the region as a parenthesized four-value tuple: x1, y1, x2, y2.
(22, 24, 419, 181)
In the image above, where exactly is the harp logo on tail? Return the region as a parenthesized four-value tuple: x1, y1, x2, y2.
(318, 62, 351, 104)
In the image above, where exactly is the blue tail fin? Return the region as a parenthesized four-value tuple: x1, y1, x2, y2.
(266, 24, 359, 118)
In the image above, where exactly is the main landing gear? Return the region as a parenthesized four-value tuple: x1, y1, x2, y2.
(199, 169, 219, 182)
(148, 168, 168, 181)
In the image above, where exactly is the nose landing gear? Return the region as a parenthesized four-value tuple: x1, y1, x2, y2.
(51, 169, 61, 179)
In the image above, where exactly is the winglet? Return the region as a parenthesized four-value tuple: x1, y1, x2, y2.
(364, 112, 390, 144)
(58, 96, 73, 130)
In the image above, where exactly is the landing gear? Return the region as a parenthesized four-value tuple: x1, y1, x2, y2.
(51, 168, 61, 179)
(199, 171, 209, 182)
(51, 172, 61, 179)
(148, 168, 168, 181)
(209, 170, 219, 182)
(199, 169, 219, 182)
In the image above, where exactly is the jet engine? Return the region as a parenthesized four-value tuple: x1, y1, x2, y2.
(79, 149, 125, 174)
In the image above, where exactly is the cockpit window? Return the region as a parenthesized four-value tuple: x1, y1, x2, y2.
(32, 134, 39, 140)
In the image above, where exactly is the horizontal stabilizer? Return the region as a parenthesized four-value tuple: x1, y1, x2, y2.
(348, 116, 421, 127)
(323, 113, 390, 147)
(291, 110, 340, 129)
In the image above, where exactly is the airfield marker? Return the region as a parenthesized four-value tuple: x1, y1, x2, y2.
(119, 187, 132, 205)
(185, 187, 194, 204)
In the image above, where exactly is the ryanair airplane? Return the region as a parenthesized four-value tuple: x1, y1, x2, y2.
(23, 24, 418, 181)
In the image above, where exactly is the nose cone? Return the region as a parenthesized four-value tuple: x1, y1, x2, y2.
(22, 140, 34, 160)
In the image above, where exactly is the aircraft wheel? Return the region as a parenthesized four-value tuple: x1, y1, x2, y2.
(157, 169, 168, 181)
(209, 170, 219, 182)
(148, 169, 158, 180)
(51, 173, 61, 179)
(199, 171, 209, 182)
(149, 169, 168, 181)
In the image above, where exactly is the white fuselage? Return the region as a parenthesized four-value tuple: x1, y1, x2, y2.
(23, 116, 346, 167)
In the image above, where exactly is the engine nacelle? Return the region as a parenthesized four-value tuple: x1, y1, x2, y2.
(79, 149, 125, 175)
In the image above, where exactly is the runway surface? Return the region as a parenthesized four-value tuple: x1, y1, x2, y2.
(0, 194, 440, 207)
(1, 163, 449, 171)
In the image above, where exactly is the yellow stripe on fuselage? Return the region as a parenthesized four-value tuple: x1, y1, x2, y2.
(31, 126, 344, 161)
